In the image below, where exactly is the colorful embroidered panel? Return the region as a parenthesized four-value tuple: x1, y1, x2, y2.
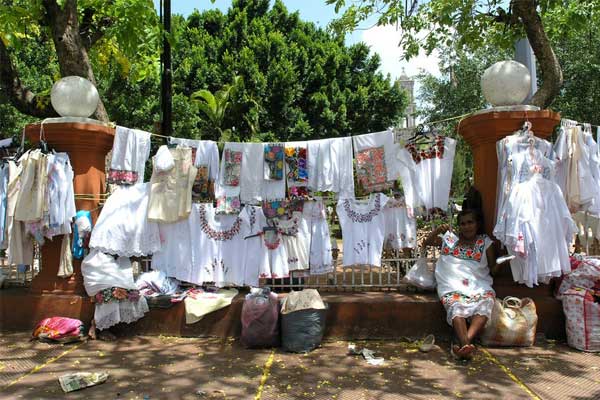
(94, 287, 141, 303)
(441, 235, 486, 261)
(405, 136, 445, 164)
(355, 146, 390, 193)
(284, 146, 308, 183)
(107, 169, 138, 185)
(264, 144, 284, 180)
(262, 199, 288, 219)
(192, 165, 214, 202)
(223, 149, 242, 186)
(215, 195, 242, 215)
(440, 290, 495, 307)
(288, 185, 309, 198)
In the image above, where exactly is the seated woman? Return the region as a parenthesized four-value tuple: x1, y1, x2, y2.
(424, 209, 501, 360)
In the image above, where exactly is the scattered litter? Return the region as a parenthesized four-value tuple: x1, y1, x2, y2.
(348, 343, 385, 365)
(58, 371, 108, 392)
(195, 389, 227, 398)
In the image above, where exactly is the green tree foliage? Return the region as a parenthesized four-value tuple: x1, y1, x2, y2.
(173, 0, 407, 141)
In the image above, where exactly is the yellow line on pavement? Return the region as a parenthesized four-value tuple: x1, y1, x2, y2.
(2, 341, 85, 390)
(254, 350, 275, 400)
(481, 348, 542, 400)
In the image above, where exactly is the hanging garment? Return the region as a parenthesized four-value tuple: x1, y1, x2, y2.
(383, 197, 417, 250)
(284, 141, 309, 198)
(73, 210, 92, 260)
(496, 133, 554, 224)
(0, 162, 9, 248)
(307, 137, 355, 199)
(494, 174, 576, 287)
(6, 159, 33, 265)
(151, 213, 194, 279)
(169, 138, 220, 202)
(45, 153, 76, 238)
(186, 204, 266, 287)
(89, 183, 160, 257)
(240, 142, 263, 204)
(272, 214, 309, 272)
(435, 233, 495, 325)
(352, 130, 399, 193)
(57, 234, 73, 278)
(81, 249, 149, 331)
(15, 149, 48, 222)
(404, 136, 455, 213)
(395, 145, 422, 210)
(244, 229, 290, 281)
(147, 146, 197, 223)
(262, 143, 286, 201)
(108, 126, 151, 185)
(337, 193, 389, 267)
(301, 198, 333, 275)
(572, 211, 600, 250)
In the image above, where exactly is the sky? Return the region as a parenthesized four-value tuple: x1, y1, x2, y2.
(153, 0, 441, 86)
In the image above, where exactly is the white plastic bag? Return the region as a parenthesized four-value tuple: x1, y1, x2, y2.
(404, 257, 436, 290)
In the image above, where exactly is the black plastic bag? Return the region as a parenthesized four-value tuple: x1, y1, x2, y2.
(281, 305, 328, 353)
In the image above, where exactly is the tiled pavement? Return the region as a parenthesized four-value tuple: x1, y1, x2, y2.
(1, 333, 598, 399)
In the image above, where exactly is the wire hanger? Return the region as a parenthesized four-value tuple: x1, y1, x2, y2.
(407, 123, 437, 144)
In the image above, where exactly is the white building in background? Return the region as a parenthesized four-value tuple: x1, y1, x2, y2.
(398, 68, 416, 128)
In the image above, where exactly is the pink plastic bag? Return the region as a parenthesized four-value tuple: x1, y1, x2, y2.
(241, 290, 280, 348)
(32, 317, 85, 343)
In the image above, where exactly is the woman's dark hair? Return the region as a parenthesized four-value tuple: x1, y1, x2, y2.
(457, 208, 485, 234)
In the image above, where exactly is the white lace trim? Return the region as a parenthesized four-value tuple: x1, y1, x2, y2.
(94, 296, 149, 331)
(445, 298, 494, 326)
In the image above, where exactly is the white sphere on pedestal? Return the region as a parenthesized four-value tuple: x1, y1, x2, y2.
(50, 76, 100, 118)
(481, 61, 531, 106)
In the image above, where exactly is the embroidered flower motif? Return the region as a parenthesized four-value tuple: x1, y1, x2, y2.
(264, 143, 284, 180)
(343, 194, 382, 223)
(198, 205, 242, 241)
(223, 149, 242, 186)
(441, 290, 495, 306)
(355, 146, 390, 193)
(441, 235, 486, 261)
(107, 169, 139, 185)
(405, 136, 446, 164)
(462, 279, 469, 286)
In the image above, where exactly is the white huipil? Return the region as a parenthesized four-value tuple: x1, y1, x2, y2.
(383, 198, 417, 250)
(302, 198, 333, 275)
(337, 193, 389, 267)
(273, 214, 309, 272)
(494, 173, 576, 287)
(307, 137, 355, 199)
(404, 136, 455, 212)
(90, 183, 161, 257)
(187, 204, 264, 287)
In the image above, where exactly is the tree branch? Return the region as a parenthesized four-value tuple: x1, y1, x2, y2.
(0, 39, 58, 118)
(512, 0, 563, 108)
(80, 8, 113, 50)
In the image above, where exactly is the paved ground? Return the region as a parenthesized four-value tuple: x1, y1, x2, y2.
(1, 332, 598, 400)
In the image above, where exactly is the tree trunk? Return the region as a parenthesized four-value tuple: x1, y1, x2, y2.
(0, 40, 58, 118)
(43, 0, 109, 122)
(512, 0, 563, 109)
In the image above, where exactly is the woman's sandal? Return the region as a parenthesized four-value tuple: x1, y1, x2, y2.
(457, 344, 476, 360)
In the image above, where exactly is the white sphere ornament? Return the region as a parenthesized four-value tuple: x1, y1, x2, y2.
(50, 76, 99, 118)
(481, 60, 531, 106)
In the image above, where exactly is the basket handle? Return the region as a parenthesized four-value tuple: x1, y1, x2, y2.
(503, 296, 522, 309)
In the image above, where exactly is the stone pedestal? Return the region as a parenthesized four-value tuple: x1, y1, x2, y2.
(25, 122, 114, 295)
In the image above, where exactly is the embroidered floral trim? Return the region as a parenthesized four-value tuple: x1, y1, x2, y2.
(355, 146, 390, 193)
(216, 195, 242, 215)
(288, 185, 309, 199)
(263, 231, 281, 249)
(353, 239, 370, 255)
(94, 287, 140, 304)
(273, 217, 300, 236)
(405, 135, 445, 164)
(285, 146, 308, 182)
(343, 194, 382, 223)
(264, 143, 284, 180)
(440, 290, 495, 307)
(441, 235, 486, 261)
(223, 149, 242, 186)
(198, 205, 242, 241)
(248, 206, 257, 231)
(107, 169, 138, 185)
